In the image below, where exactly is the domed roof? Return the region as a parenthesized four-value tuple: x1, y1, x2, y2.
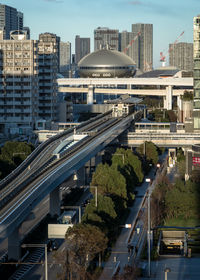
(78, 49, 135, 67)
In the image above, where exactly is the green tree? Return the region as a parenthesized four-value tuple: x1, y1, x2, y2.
(82, 194, 117, 236)
(0, 141, 34, 179)
(65, 224, 108, 279)
(136, 141, 159, 166)
(112, 148, 144, 184)
(91, 163, 127, 200)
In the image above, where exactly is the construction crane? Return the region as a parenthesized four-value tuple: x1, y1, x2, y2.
(160, 31, 184, 67)
(123, 31, 141, 53)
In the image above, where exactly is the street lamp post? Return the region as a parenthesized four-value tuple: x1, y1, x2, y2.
(164, 267, 171, 280)
(145, 178, 151, 278)
(21, 243, 48, 280)
(147, 192, 151, 278)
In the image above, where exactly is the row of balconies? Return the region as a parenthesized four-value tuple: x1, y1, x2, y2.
(4, 77, 32, 82)
(0, 109, 31, 113)
(0, 117, 32, 122)
(0, 101, 32, 106)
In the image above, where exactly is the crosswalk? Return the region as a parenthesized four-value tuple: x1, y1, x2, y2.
(9, 247, 45, 280)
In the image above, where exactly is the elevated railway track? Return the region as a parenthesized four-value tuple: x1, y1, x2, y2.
(0, 112, 137, 241)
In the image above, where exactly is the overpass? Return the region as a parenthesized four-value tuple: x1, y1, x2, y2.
(57, 77, 193, 110)
(121, 132, 200, 147)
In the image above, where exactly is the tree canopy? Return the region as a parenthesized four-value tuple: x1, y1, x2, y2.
(91, 163, 127, 200)
(0, 141, 34, 179)
(136, 141, 159, 166)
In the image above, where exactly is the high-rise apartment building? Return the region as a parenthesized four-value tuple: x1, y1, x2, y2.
(0, 30, 38, 135)
(75, 35, 90, 64)
(60, 41, 71, 76)
(0, 30, 60, 135)
(132, 23, 153, 72)
(94, 27, 119, 51)
(0, 4, 23, 39)
(193, 15, 200, 130)
(169, 42, 193, 71)
(120, 31, 139, 67)
(38, 33, 60, 122)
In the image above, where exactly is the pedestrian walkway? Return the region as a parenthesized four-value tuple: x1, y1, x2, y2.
(140, 257, 200, 279)
(99, 167, 160, 279)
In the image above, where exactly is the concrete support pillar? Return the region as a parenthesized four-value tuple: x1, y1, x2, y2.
(177, 95, 183, 111)
(8, 227, 21, 260)
(177, 95, 183, 122)
(50, 186, 60, 217)
(165, 85, 173, 110)
(87, 85, 94, 104)
(185, 149, 193, 181)
(84, 152, 103, 184)
(163, 96, 167, 109)
(77, 166, 86, 187)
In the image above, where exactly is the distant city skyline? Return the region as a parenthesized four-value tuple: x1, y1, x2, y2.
(3, 0, 198, 68)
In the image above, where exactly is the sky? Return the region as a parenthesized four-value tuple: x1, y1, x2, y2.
(4, 0, 200, 68)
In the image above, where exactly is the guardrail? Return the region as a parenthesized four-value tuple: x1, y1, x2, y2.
(0, 110, 112, 190)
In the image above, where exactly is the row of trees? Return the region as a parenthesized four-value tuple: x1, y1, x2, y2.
(151, 148, 200, 228)
(62, 144, 160, 279)
(0, 141, 34, 179)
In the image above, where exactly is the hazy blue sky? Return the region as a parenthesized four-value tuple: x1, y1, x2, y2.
(4, 0, 199, 68)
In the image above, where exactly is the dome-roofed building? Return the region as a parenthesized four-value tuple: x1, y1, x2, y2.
(78, 48, 136, 78)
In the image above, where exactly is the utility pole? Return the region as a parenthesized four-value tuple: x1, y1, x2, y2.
(147, 192, 151, 278)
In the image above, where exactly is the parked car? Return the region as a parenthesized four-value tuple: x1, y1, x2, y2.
(47, 239, 58, 252)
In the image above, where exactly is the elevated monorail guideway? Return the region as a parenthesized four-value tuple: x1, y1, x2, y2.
(0, 111, 112, 201)
(0, 113, 135, 240)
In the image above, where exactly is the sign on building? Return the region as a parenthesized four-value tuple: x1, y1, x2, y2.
(192, 156, 200, 166)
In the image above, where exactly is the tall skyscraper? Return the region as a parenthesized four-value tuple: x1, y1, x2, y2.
(23, 26, 30, 39)
(75, 35, 90, 64)
(94, 27, 119, 51)
(120, 31, 139, 68)
(132, 23, 153, 72)
(17, 11, 23, 30)
(60, 41, 71, 76)
(0, 4, 23, 39)
(38, 33, 60, 122)
(169, 42, 193, 71)
(193, 15, 200, 130)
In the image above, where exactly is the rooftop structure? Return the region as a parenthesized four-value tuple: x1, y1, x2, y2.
(78, 48, 136, 78)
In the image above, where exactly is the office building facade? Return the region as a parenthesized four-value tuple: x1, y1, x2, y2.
(75, 35, 90, 64)
(0, 4, 23, 39)
(193, 15, 200, 130)
(38, 33, 60, 122)
(132, 23, 153, 72)
(60, 41, 71, 76)
(94, 27, 119, 51)
(0, 31, 38, 135)
(169, 42, 193, 71)
(120, 31, 139, 68)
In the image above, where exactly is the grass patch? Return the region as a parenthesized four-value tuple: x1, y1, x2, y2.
(164, 216, 200, 228)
